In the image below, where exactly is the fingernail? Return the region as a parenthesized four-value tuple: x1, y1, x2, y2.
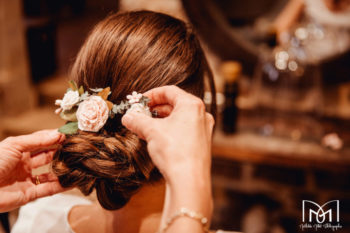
(49, 130, 60, 139)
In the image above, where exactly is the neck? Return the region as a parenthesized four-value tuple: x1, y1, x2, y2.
(69, 181, 165, 233)
(105, 181, 166, 233)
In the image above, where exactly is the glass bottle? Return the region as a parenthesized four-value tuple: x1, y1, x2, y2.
(221, 61, 241, 134)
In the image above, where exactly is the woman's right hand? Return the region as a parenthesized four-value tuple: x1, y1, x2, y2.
(121, 85, 214, 184)
(121, 85, 215, 232)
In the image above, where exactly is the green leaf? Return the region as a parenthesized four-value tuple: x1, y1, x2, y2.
(60, 108, 78, 121)
(140, 96, 150, 106)
(58, 122, 78, 135)
(78, 86, 84, 95)
(68, 80, 78, 91)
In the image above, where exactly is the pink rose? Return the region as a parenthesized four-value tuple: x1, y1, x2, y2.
(76, 96, 109, 132)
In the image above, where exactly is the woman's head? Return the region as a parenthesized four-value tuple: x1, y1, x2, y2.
(52, 11, 216, 210)
(323, 0, 350, 11)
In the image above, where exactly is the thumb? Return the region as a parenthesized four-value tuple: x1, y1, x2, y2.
(121, 111, 157, 140)
(9, 130, 65, 152)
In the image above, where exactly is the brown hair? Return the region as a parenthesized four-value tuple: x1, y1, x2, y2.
(52, 11, 216, 210)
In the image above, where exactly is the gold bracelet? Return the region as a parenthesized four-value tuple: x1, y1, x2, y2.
(158, 207, 209, 233)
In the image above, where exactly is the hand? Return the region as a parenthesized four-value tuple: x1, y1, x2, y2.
(0, 130, 66, 212)
(121, 85, 215, 232)
(121, 85, 214, 182)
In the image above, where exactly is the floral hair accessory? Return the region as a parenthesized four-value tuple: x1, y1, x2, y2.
(55, 81, 151, 135)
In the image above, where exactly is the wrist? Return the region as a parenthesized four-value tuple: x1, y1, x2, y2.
(165, 159, 211, 195)
(165, 166, 213, 216)
(163, 158, 211, 183)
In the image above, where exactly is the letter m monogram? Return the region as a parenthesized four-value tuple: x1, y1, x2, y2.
(302, 200, 340, 224)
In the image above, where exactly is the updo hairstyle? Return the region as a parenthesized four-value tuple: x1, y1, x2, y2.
(52, 11, 216, 210)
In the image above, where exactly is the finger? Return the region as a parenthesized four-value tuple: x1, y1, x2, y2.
(30, 150, 56, 169)
(8, 129, 65, 152)
(205, 112, 215, 137)
(31, 173, 58, 184)
(143, 85, 188, 108)
(144, 86, 205, 117)
(122, 111, 158, 140)
(205, 113, 215, 130)
(33, 181, 67, 199)
(151, 104, 173, 118)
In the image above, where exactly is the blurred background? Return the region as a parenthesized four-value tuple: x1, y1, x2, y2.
(0, 0, 349, 232)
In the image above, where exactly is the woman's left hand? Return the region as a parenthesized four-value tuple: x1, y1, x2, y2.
(0, 130, 66, 213)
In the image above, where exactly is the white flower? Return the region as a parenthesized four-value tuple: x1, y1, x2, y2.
(127, 91, 143, 104)
(126, 103, 151, 117)
(55, 100, 62, 106)
(76, 96, 109, 132)
(55, 108, 62, 115)
(56, 90, 80, 111)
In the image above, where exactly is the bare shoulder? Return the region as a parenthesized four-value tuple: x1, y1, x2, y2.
(69, 203, 109, 233)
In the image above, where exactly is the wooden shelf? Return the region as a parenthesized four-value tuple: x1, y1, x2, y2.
(212, 130, 350, 169)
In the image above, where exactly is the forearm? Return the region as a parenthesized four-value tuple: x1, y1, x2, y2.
(160, 164, 213, 233)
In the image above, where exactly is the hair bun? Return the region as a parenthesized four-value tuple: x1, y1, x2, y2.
(52, 130, 161, 210)
(95, 178, 129, 210)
